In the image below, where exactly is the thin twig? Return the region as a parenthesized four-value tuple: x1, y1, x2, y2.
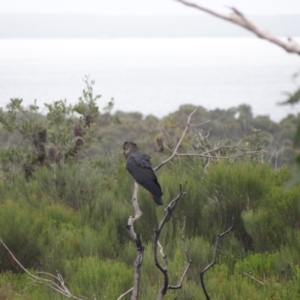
(169, 212, 192, 290)
(200, 216, 234, 300)
(117, 287, 134, 300)
(176, 150, 264, 159)
(243, 272, 265, 285)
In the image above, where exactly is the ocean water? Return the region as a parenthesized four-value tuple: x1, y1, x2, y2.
(0, 38, 299, 121)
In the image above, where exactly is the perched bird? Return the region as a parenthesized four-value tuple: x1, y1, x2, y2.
(123, 141, 163, 205)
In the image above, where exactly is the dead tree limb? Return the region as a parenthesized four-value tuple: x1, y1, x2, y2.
(200, 216, 234, 300)
(126, 182, 143, 241)
(176, 0, 300, 55)
(168, 212, 192, 290)
(154, 108, 200, 171)
(124, 181, 144, 300)
(155, 108, 264, 171)
(176, 149, 264, 159)
(153, 184, 191, 300)
(0, 238, 84, 300)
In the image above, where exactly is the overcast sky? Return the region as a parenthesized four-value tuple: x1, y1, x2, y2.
(2, 0, 300, 15)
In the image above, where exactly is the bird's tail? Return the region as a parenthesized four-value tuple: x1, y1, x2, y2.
(149, 192, 163, 205)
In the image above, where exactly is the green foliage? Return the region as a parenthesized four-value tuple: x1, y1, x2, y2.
(278, 80, 300, 187)
(282, 87, 300, 106)
(1, 159, 300, 298)
(64, 257, 132, 298)
(0, 200, 44, 270)
(2, 91, 300, 299)
(235, 252, 275, 278)
(0, 76, 112, 186)
(243, 182, 300, 251)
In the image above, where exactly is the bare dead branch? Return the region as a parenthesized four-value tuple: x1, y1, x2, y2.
(153, 184, 190, 299)
(131, 234, 144, 300)
(176, 0, 300, 55)
(243, 272, 265, 285)
(0, 238, 84, 300)
(189, 120, 211, 128)
(176, 149, 264, 159)
(200, 216, 234, 300)
(154, 108, 200, 171)
(117, 287, 134, 300)
(126, 181, 142, 241)
(169, 212, 192, 290)
(124, 181, 145, 300)
(154, 107, 263, 171)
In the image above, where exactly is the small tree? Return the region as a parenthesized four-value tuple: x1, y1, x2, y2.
(0, 76, 113, 185)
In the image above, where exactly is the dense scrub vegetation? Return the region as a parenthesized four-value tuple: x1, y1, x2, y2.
(1, 81, 300, 299)
(1, 160, 300, 299)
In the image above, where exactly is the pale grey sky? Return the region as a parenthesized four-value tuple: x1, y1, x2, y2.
(1, 0, 300, 15)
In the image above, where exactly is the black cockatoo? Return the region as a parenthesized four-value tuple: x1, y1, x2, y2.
(123, 141, 163, 205)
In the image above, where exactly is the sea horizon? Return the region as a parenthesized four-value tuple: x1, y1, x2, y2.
(1, 37, 300, 122)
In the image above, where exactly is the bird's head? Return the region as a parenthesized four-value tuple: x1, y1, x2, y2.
(122, 141, 138, 157)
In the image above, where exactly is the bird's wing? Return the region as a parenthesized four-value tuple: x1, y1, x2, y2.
(126, 152, 156, 184)
(126, 152, 163, 201)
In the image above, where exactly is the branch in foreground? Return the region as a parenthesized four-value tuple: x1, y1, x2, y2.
(0, 238, 83, 300)
(153, 184, 191, 300)
(176, 0, 300, 55)
(200, 216, 234, 300)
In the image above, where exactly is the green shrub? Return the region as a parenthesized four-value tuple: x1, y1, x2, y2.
(0, 200, 44, 270)
(64, 257, 132, 299)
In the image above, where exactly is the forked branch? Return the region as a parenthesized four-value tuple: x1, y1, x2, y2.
(153, 184, 191, 300)
(200, 216, 234, 300)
